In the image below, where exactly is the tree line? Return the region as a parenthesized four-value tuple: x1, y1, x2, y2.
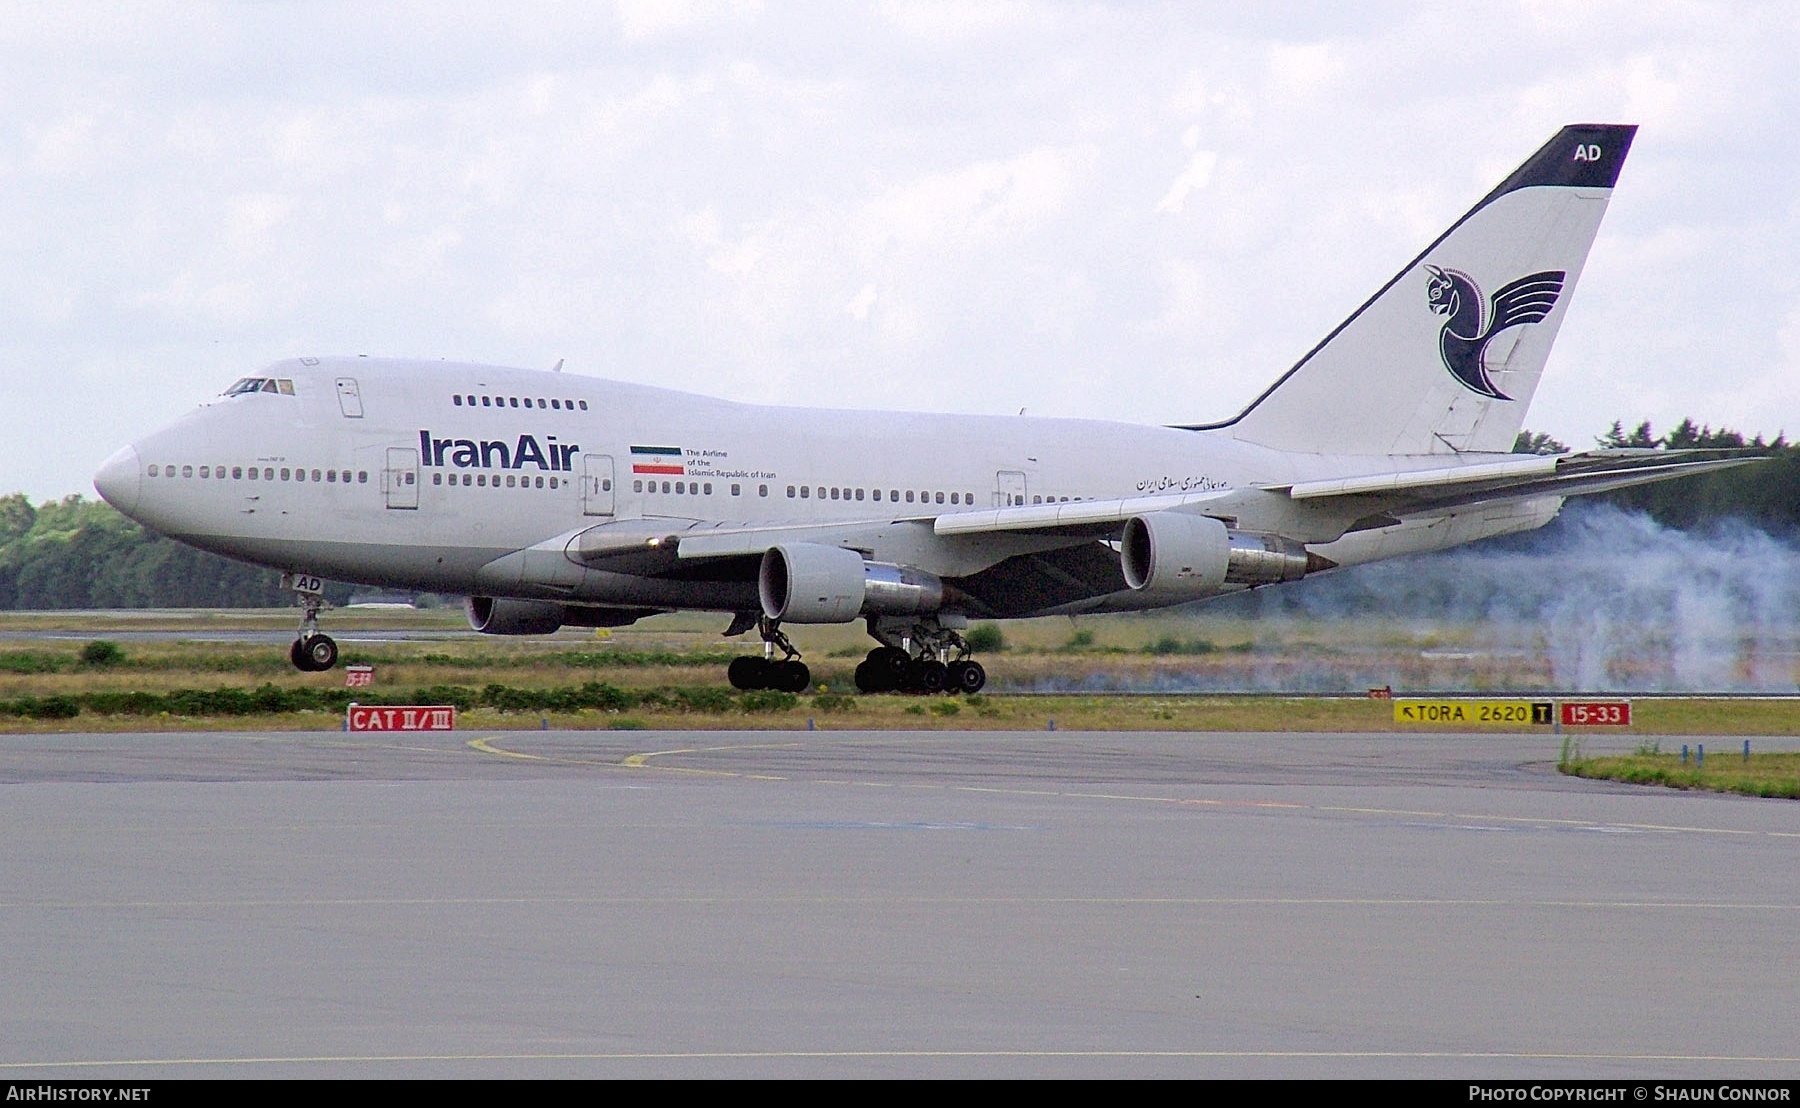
(1513, 420, 1799, 535)
(2, 417, 1794, 610)
(0, 493, 347, 610)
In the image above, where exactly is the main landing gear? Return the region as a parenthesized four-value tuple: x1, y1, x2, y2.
(853, 617, 985, 695)
(726, 615, 812, 693)
(287, 583, 339, 673)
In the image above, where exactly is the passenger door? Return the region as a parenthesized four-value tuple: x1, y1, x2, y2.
(582, 454, 615, 516)
(994, 470, 1027, 507)
(384, 447, 419, 509)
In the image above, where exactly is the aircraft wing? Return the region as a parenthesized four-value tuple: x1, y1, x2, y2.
(931, 449, 1766, 541)
(512, 449, 1761, 589)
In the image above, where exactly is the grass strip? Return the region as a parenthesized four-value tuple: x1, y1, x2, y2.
(1560, 749, 1800, 799)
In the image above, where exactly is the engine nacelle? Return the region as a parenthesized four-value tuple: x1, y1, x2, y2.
(758, 544, 946, 624)
(1121, 513, 1319, 596)
(1120, 512, 1231, 593)
(466, 596, 566, 635)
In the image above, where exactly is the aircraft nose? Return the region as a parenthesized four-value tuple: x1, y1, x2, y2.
(94, 444, 141, 515)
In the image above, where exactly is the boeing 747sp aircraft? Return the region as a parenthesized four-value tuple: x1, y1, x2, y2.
(93, 124, 1755, 694)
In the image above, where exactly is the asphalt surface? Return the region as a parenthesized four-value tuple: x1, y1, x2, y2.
(2, 727, 1797, 1078)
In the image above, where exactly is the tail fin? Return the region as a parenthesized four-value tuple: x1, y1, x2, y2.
(1207, 124, 1636, 456)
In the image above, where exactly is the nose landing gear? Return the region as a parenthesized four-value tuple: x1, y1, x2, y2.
(286, 577, 339, 672)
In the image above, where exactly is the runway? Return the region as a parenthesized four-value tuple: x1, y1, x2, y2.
(2, 727, 1797, 1078)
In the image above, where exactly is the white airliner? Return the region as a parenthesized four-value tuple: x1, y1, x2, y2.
(93, 123, 1755, 694)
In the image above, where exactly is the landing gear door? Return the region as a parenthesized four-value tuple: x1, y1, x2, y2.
(994, 470, 1027, 507)
(384, 447, 419, 510)
(335, 378, 364, 418)
(582, 454, 615, 517)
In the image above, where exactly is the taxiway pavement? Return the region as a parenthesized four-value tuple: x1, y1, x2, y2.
(2, 728, 1796, 1078)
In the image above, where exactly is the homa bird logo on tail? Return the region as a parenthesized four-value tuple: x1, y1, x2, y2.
(1424, 266, 1566, 399)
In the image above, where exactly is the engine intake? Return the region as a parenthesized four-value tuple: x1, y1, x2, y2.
(758, 543, 945, 624)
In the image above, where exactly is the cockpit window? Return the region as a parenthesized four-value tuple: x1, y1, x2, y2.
(224, 377, 297, 396)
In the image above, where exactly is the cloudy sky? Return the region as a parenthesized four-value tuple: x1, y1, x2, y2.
(5, 0, 1797, 501)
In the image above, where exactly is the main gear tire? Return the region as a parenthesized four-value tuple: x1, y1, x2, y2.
(728, 656, 771, 690)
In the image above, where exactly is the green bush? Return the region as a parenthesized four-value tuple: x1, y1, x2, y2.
(812, 692, 856, 712)
(0, 652, 63, 674)
(739, 690, 797, 712)
(1147, 636, 1216, 656)
(670, 686, 735, 712)
(12, 694, 81, 719)
(80, 640, 126, 665)
(965, 623, 1005, 652)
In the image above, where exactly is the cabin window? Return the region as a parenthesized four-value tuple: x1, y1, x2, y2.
(578, 400, 588, 410)
(454, 395, 462, 406)
(703, 483, 712, 494)
(481, 396, 491, 406)
(872, 490, 881, 501)
(231, 467, 241, 479)
(549, 476, 559, 488)
(551, 399, 560, 409)
(731, 483, 741, 496)
(198, 466, 209, 478)
(935, 492, 944, 504)
(507, 397, 517, 408)
(799, 486, 809, 498)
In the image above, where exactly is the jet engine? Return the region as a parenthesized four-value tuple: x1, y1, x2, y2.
(1121, 512, 1323, 598)
(758, 543, 945, 624)
(466, 596, 567, 635)
(466, 597, 657, 635)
